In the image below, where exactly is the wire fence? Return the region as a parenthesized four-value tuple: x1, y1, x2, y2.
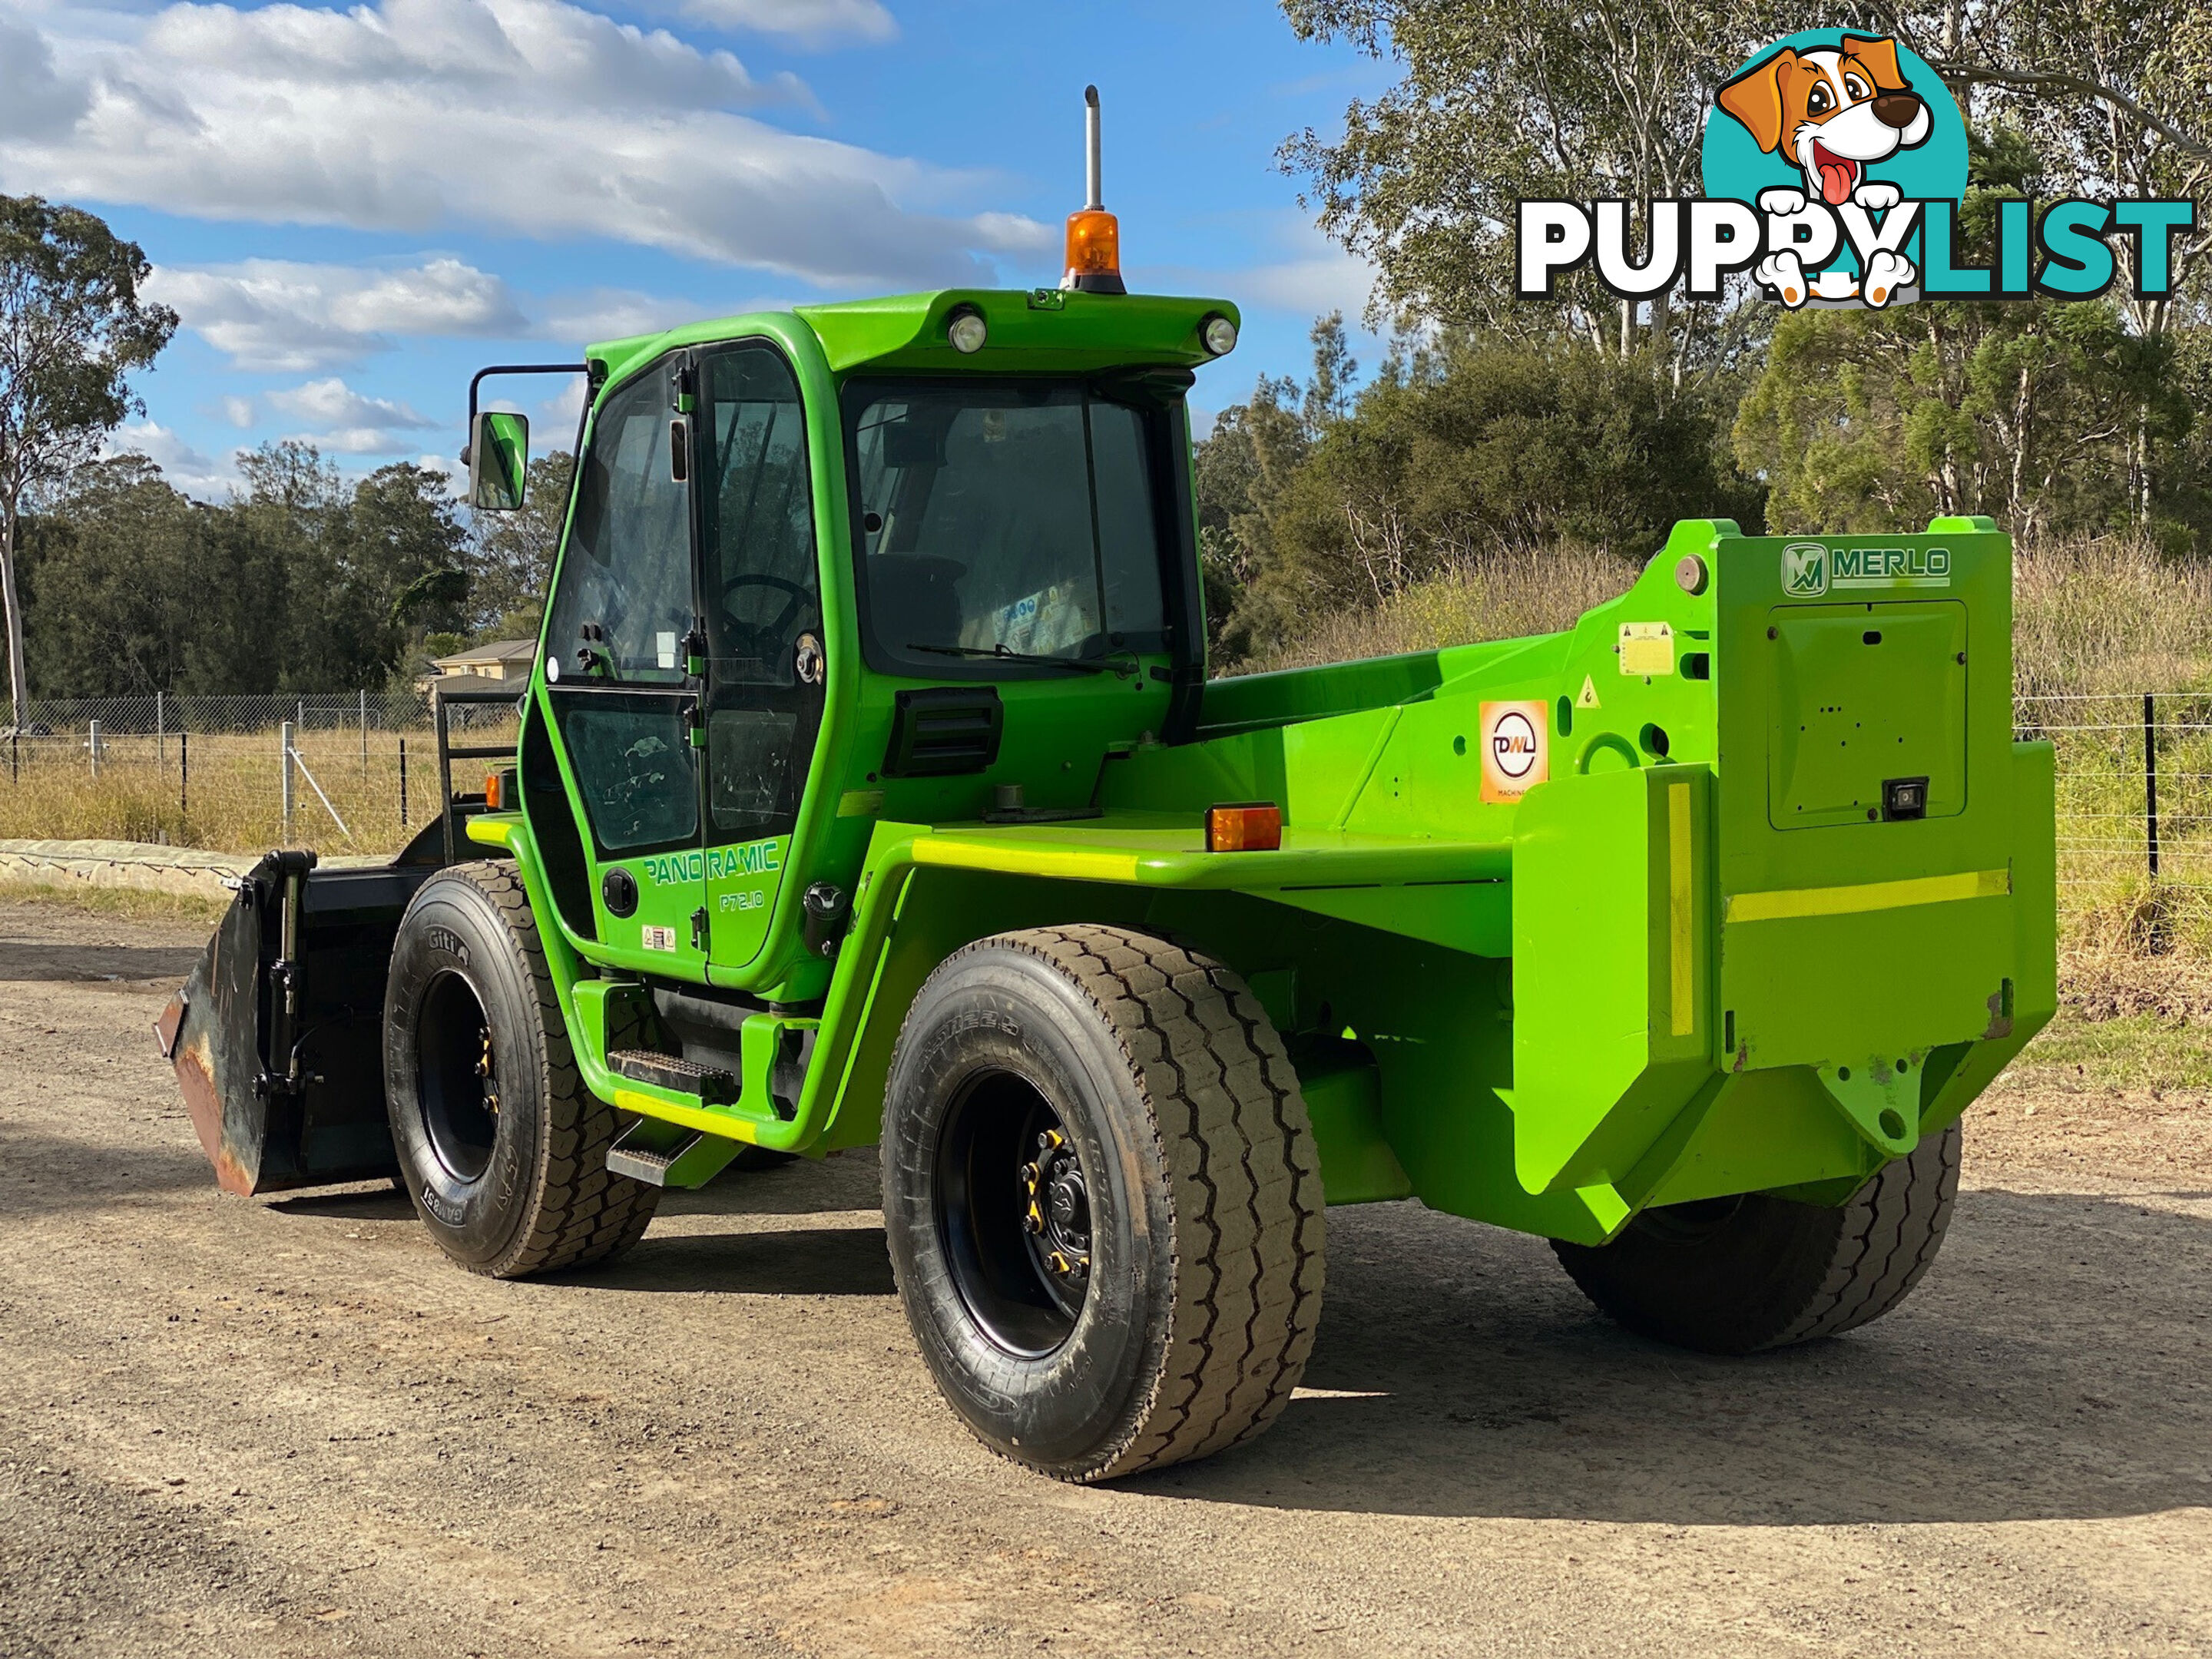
(0, 686, 2205, 953)
(2017, 688, 2211, 953)
(0, 687, 521, 857)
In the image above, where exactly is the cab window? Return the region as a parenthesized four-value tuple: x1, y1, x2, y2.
(846, 380, 1169, 675)
(545, 366, 692, 687)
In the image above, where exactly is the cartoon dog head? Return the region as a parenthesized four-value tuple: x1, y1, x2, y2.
(1717, 35, 1931, 206)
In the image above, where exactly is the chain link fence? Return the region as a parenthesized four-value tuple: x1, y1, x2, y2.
(1, 689, 520, 857)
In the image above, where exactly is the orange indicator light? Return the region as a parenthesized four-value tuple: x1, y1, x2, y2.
(1205, 803, 1283, 853)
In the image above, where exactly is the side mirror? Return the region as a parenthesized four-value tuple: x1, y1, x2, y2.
(469, 410, 529, 512)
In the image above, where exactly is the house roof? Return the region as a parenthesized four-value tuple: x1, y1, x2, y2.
(431, 638, 538, 668)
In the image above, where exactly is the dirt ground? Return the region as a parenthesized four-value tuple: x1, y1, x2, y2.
(2, 899, 2207, 1659)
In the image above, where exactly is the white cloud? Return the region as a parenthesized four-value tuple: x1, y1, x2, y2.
(146, 257, 531, 373)
(309, 426, 437, 457)
(219, 396, 256, 429)
(265, 377, 439, 455)
(269, 377, 436, 432)
(104, 421, 237, 498)
(1137, 213, 1378, 325)
(5, 0, 1045, 290)
(0, 12, 88, 137)
(537, 287, 720, 344)
(671, 0, 896, 45)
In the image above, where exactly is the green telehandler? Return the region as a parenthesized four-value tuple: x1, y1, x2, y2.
(159, 95, 2055, 1483)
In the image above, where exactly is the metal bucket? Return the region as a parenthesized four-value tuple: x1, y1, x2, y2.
(157, 845, 439, 1194)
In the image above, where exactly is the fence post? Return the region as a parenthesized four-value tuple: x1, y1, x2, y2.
(399, 736, 409, 828)
(88, 718, 101, 779)
(2145, 692, 2164, 955)
(359, 687, 369, 778)
(281, 719, 296, 840)
(180, 730, 188, 817)
(157, 689, 165, 767)
(2145, 692, 2161, 883)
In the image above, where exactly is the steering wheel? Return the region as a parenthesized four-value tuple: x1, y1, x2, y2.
(718, 574, 811, 663)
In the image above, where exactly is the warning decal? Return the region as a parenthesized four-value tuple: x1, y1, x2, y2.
(1480, 700, 1550, 804)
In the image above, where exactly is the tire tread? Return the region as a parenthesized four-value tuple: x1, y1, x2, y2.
(428, 862, 658, 1280)
(908, 924, 1325, 1482)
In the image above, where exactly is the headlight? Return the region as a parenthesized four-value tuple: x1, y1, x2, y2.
(1200, 314, 1237, 356)
(948, 306, 988, 354)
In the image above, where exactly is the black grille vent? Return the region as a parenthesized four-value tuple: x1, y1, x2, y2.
(883, 686, 1003, 777)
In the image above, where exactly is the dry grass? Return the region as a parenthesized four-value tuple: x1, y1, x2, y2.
(2014, 534, 2212, 700)
(0, 876, 229, 929)
(2010, 535, 2212, 959)
(1236, 543, 1640, 674)
(0, 722, 510, 859)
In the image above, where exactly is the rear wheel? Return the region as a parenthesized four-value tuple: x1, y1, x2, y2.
(1552, 1120, 1961, 1354)
(384, 862, 657, 1278)
(882, 926, 1326, 1482)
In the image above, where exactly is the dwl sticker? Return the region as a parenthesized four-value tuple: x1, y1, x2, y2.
(1480, 700, 1550, 804)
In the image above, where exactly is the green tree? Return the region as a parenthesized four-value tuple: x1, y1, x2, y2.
(1732, 127, 2200, 541)
(1202, 324, 1762, 658)
(1278, 0, 1788, 369)
(18, 456, 205, 696)
(0, 195, 177, 724)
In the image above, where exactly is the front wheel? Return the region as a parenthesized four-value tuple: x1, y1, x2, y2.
(383, 862, 657, 1278)
(882, 926, 1326, 1482)
(1552, 1119, 1962, 1354)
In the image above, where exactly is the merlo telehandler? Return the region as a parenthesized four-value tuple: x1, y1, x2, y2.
(160, 92, 2055, 1482)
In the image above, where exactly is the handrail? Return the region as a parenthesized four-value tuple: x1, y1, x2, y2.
(432, 684, 525, 866)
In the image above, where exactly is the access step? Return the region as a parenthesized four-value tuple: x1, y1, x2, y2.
(608, 1048, 739, 1106)
(604, 1114, 743, 1188)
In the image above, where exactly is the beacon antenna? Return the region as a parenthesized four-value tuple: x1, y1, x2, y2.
(1061, 84, 1126, 294)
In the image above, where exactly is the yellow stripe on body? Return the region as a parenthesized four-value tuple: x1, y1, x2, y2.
(1667, 781, 1694, 1037)
(910, 838, 1143, 883)
(611, 1087, 763, 1144)
(1725, 866, 2010, 925)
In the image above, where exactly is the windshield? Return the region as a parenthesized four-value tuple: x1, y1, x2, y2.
(846, 380, 1168, 675)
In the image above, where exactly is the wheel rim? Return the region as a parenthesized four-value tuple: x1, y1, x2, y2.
(416, 970, 500, 1184)
(935, 1068, 1091, 1359)
(1630, 1194, 1746, 1247)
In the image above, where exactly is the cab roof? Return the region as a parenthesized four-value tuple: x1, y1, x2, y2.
(585, 288, 1240, 393)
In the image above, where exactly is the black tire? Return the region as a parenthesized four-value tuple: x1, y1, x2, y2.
(1552, 1119, 1961, 1355)
(882, 926, 1326, 1482)
(383, 861, 658, 1278)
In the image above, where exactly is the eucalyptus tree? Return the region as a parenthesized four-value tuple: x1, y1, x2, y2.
(1277, 0, 1793, 376)
(0, 195, 177, 726)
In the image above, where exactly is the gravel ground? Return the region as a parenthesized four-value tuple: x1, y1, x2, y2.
(2, 898, 2207, 1659)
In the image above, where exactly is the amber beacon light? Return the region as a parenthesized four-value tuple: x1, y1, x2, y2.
(1061, 85, 1127, 295)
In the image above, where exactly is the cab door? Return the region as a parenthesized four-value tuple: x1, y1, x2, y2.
(538, 353, 709, 973)
(693, 342, 825, 976)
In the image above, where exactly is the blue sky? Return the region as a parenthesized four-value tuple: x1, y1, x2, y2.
(0, 0, 1387, 496)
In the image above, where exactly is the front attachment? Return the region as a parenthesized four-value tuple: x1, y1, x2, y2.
(157, 849, 436, 1194)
